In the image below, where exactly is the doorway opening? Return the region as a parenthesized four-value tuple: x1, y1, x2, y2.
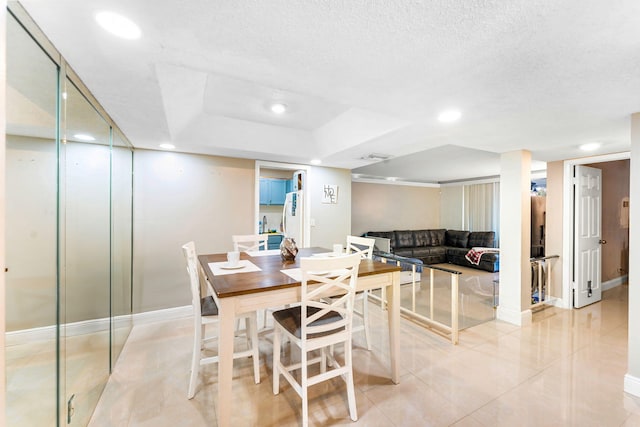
(255, 161, 311, 247)
(562, 152, 630, 309)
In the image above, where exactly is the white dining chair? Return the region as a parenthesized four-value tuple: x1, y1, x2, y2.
(232, 234, 268, 252)
(346, 235, 375, 350)
(272, 253, 361, 427)
(181, 241, 260, 399)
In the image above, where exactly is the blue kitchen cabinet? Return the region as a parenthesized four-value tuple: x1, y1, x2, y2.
(267, 234, 283, 250)
(259, 178, 288, 205)
(259, 179, 270, 205)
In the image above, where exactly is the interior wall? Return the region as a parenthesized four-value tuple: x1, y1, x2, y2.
(1, 2, 7, 416)
(308, 166, 352, 248)
(351, 182, 440, 236)
(546, 161, 564, 299)
(132, 149, 255, 313)
(626, 112, 640, 396)
(439, 185, 464, 230)
(585, 160, 630, 283)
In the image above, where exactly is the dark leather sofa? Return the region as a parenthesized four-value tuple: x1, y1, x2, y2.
(365, 229, 499, 272)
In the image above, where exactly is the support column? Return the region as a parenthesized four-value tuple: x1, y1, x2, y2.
(625, 113, 640, 397)
(497, 150, 532, 325)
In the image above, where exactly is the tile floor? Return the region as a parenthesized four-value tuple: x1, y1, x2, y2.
(88, 283, 640, 427)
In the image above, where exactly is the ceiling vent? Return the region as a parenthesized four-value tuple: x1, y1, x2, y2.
(360, 153, 392, 161)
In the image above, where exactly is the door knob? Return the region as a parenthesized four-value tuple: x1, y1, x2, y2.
(599, 239, 607, 244)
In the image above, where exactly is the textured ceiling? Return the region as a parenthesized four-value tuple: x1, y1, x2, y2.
(17, 0, 640, 183)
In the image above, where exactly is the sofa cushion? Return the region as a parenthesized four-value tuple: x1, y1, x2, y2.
(445, 230, 470, 248)
(412, 246, 446, 258)
(468, 231, 496, 248)
(393, 248, 414, 258)
(394, 230, 416, 248)
(414, 229, 446, 247)
(366, 231, 395, 249)
(446, 247, 469, 257)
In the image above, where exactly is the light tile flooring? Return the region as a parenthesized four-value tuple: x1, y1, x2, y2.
(88, 283, 640, 427)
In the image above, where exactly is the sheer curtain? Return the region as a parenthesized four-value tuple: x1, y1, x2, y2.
(463, 182, 500, 246)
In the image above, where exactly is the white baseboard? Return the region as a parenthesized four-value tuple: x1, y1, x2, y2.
(132, 305, 192, 325)
(624, 374, 640, 398)
(5, 324, 57, 346)
(497, 306, 532, 326)
(6, 307, 192, 346)
(603, 275, 628, 291)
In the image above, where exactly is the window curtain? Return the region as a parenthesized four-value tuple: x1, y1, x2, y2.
(463, 182, 500, 246)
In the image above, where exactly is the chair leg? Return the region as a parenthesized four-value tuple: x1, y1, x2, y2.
(301, 348, 309, 427)
(344, 340, 358, 422)
(188, 321, 203, 399)
(362, 291, 372, 351)
(248, 312, 261, 384)
(272, 326, 281, 395)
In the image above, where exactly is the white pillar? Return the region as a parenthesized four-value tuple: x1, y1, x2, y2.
(625, 113, 640, 397)
(497, 150, 532, 325)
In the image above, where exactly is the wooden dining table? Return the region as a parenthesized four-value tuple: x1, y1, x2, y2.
(198, 247, 402, 427)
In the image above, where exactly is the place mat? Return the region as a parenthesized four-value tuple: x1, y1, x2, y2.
(281, 268, 350, 282)
(245, 249, 281, 257)
(209, 260, 262, 276)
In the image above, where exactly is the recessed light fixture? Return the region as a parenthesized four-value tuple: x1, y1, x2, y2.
(310, 159, 322, 165)
(437, 109, 462, 123)
(74, 133, 95, 141)
(579, 142, 601, 151)
(95, 11, 142, 40)
(386, 177, 398, 181)
(270, 103, 287, 114)
(159, 143, 175, 150)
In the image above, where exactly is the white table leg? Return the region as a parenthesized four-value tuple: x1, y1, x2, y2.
(387, 271, 401, 384)
(217, 298, 235, 427)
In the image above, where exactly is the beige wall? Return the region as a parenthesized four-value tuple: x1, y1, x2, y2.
(308, 166, 352, 248)
(627, 113, 640, 394)
(585, 160, 630, 283)
(440, 185, 464, 230)
(133, 149, 256, 313)
(546, 161, 564, 299)
(1, 1, 7, 414)
(133, 152, 353, 313)
(351, 182, 440, 236)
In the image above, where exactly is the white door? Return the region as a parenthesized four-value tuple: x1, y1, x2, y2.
(574, 165, 603, 308)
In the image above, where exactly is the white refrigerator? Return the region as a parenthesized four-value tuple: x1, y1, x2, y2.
(282, 190, 305, 247)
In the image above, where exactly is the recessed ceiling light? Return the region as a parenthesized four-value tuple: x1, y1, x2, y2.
(270, 103, 287, 114)
(74, 133, 95, 141)
(386, 177, 398, 181)
(579, 142, 601, 151)
(95, 11, 141, 40)
(159, 143, 175, 150)
(310, 159, 322, 165)
(437, 109, 462, 123)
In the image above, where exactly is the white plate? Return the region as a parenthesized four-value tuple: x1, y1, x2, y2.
(308, 270, 329, 275)
(220, 264, 245, 270)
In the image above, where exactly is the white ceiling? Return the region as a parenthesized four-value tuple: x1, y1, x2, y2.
(18, 0, 640, 183)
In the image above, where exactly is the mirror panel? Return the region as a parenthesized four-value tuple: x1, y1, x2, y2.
(60, 77, 112, 426)
(5, 11, 59, 426)
(111, 129, 133, 365)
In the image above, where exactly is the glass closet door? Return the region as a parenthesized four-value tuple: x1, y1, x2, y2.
(59, 78, 111, 426)
(111, 129, 133, 364)
(5, 12, 59, 426)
